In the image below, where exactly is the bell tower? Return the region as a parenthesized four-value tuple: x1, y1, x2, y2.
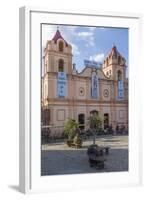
(102, 45, 127, 101)
(102, 45, 126, 81)
(43, 29, 73, 75)
(42, 29, 73, 105)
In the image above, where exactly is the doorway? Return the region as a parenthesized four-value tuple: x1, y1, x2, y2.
(104, 113, 109, 129)
(78, 114, 85, 130)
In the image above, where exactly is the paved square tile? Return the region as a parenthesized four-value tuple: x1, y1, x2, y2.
(41, 135, 128, 176)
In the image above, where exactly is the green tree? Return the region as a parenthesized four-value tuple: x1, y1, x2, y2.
(64, 119, 79, 140)
(87, 114, 103, 144)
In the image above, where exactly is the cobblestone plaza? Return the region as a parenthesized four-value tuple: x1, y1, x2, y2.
(41, 135, 128, 175)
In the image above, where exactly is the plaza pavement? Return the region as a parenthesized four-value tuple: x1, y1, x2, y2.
(41, 135, 128, 176)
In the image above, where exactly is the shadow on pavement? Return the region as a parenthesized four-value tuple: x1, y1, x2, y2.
(41, 148, 128, 176)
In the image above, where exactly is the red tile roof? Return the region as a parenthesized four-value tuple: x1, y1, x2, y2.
(52, 30, 68, 46)
(108, 45, 124, 59)
(109, 45, 118, 57)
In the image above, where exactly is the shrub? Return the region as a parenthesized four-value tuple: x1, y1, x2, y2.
(64, 119, 79, 139)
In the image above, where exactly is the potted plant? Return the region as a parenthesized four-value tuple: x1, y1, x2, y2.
(87, 114, 103, 145)
(64, 119, 78, 147)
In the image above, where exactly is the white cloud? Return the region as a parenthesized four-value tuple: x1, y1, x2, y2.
(88, 36, 94, 46)
(71, 43, 80, 55)
(77, 32, 93, 37)
(77, 31, 95, 46)
(89, 53, 105, 62)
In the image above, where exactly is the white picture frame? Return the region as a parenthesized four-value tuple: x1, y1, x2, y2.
(19, 7, 143, 194)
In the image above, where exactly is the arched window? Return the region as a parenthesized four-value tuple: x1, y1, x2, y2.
(117, 70, 122, 81)
(59, 41, 64, 52)
(58, 59, 64, 72)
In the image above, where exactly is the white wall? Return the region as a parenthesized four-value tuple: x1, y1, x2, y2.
(0, 0, 146, 199)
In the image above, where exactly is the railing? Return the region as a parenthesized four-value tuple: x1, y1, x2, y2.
(41, 124, 128, 140)
(41, 124, 87, 137)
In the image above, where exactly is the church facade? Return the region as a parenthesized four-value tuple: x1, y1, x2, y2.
(41, 29, 128, 135)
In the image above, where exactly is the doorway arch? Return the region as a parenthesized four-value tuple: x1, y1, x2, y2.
(78, 113, 85, 130)
(104, 113, 109, 129)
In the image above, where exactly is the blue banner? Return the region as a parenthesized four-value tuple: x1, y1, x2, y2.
(57, 72, 66, 97)
(84, 60, 101, 68)
(118, 80, 124, 100)
(91, 73, 98, 99)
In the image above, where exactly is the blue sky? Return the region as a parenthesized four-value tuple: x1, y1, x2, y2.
(42, 24, 128, 73)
